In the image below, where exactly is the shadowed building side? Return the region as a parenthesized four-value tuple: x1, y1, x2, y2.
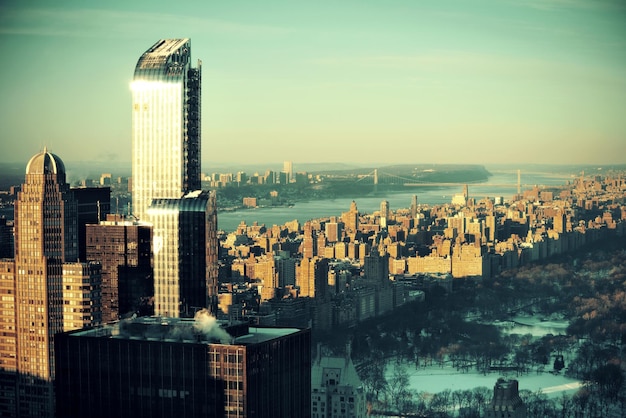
(86, 215, 153, 322)
(485, 378, 526, 418)
(55, 317, 311, 418)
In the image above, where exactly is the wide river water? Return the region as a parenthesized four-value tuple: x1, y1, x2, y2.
(217, 168, 575, 233)
(0, 167, 577, 232)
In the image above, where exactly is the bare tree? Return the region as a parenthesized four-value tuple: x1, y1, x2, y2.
(387, 363, 412, 413)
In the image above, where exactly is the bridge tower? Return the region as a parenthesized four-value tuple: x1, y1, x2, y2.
(374, 169, 378, 185)
(517, 169, 521, 195)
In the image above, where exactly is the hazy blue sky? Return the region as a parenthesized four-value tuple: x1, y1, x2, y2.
(1, 0, 625, 167)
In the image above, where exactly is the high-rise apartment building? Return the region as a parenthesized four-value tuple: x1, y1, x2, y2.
(86, 215, 153, 323)
(131, 38, 201, 220)
(14, 149, 78, 416)
(0, 259, 18, 416)
(61, 262, 102, 330)
(147, 190, 218, 317)
(55, 316, 311, 418)
(380, 200, 390, 229)
(302, 221, 317, 259)
(325, 221, 341, 243)
(131, 39, 218, 318)
(410, 194, 418, 219)
(73, 186, 111, 261)
(363, 247, 389, 282)
(0, 149, 102, 417)
(275, 254, 296, 287)
(342, 201, 359, 234)
(283, 161, 293, 184)
(296, 257, 329, 299)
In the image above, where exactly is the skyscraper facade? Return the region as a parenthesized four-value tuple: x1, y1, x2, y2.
(342, 201, 359, 234)
(131, 38, 201, 221)
(410, 194, 418, 219)
(147, 190, 218, 317)
(73, 186, 111, 261)
(14, 149, 78, 416)
(283, 161, 293, 184)
(55, 317, 311, 418)
(0, 149, 102, 417)
(380, 200, 390, 229)
(86, 215, 153, 322)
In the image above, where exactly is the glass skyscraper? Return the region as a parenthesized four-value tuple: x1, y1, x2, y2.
(147, 190, 218, 317)
(130, 39, 217, 318)
(131, 38, 201, 221)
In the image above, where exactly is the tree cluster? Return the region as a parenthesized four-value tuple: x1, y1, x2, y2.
(315, 237, 626, 415)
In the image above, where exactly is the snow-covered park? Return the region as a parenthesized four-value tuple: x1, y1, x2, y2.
(387, 314, 582, 397)
(388, 361, 582, 397)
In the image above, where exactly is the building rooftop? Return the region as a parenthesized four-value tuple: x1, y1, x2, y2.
(311, 346, 364, 390)
(25, 147, 66, 177)
(70, 314, 302, 346)
(144, 39, 189, 57)
(134, 38, 191, 79)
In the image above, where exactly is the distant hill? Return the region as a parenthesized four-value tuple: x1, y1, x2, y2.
(204, 161, 369, 174)
(0, 162, 24, 190)
(0, 161, 493, 190)
(310, 163, 491, 180)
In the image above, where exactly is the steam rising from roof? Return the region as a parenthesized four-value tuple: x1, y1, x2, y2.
(193, 309, 231, 344)
(113, 310, 232, 344)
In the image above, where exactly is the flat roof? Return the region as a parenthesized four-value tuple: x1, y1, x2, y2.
(147, 39, 189, 56)
(235, 327, 301, 345)
(69, 317, 303, 346)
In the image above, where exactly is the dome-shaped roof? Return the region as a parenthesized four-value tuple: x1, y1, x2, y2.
(25, 147, 66, 176)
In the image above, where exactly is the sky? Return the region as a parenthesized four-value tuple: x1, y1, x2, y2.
(0, 0, 625, 168)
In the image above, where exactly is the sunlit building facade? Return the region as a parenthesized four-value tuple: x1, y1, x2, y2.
(147, 190, 218, 317)
(61, 262, 102, 333)
(379, 200, 390, 229)
(0, 149, 102, 418)
(86, 215, 153, 322)
(131, 38, 201, 221)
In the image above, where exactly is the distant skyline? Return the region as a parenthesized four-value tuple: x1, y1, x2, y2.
(1, 0, 625, 167)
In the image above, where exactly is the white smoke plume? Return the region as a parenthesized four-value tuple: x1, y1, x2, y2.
(193, 309, 232, 344)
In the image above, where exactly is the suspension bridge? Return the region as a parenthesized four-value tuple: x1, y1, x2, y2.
(355, 169, 529, 194)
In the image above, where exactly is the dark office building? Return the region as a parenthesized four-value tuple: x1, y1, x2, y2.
(86, 214, 153, 322)
(55, 316, 311, 418)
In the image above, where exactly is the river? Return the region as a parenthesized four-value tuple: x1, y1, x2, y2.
(216, 167, 574, 233)
(0, 167, 576, 232)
